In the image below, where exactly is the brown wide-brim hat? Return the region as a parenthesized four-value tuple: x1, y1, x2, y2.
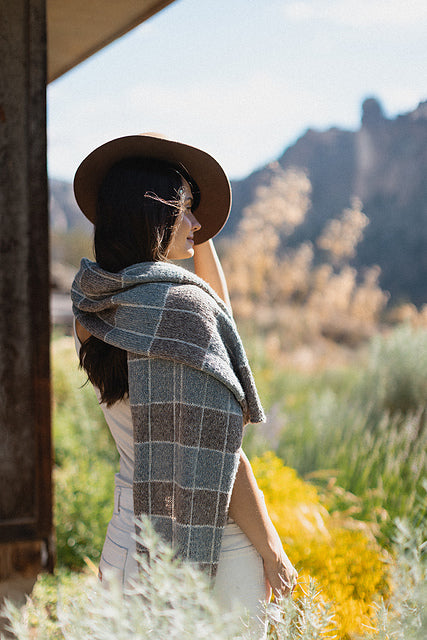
(73, 133, 232, 244)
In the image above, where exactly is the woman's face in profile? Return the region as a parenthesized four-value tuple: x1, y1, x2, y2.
(166, 177, 201, 260)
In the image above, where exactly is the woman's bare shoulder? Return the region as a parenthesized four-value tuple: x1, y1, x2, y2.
(75, 319, 92, 343)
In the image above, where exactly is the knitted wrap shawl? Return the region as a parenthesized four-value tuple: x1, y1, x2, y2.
(71, 258, 265, 577)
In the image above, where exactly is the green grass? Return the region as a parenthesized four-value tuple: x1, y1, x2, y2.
(52, 337, 117, 568)
(242, 326, 427, 545)
(51, 325, 427, 566)
(277, 393, 426, 543)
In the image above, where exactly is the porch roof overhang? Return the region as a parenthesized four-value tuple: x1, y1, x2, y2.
(47, 0, 177, 82)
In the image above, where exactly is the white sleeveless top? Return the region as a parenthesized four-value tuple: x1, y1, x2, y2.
(73, 321, 134, 491)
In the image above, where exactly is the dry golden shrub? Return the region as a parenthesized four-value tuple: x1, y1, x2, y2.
(317, 198, 369, 266)
(350, 266, 390, 322)
(308, 265, 357, 315)
(272, 242, 314, 303)
(224, 164, 312, 315)
(386, 302, 427, 328)
(223, 166, 389, 349)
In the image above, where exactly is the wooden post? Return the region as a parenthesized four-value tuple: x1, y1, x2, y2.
(0, 0, 54, 606)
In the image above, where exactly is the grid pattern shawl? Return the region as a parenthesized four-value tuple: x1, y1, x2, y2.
(71, 258, 265, 577)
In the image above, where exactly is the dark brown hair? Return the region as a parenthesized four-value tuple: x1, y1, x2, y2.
(78, 156, 199, 405)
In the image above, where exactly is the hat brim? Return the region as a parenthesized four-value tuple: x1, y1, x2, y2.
(73, 134, 231, 245)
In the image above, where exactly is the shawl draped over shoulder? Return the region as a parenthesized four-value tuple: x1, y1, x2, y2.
(71, 258, 265, 577)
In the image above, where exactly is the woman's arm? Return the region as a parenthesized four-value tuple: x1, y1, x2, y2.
(193, 243, 296, 594)
(229, 449, 298, 598)
(193, 239, 232, 310)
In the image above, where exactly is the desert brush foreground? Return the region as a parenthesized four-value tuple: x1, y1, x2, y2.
(2, 325, 425, 640)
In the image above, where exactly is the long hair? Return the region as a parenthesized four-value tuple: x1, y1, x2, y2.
(79, 156, 199, 405)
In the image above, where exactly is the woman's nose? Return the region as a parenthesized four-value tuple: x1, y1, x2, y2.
(191, 212, 201, 231)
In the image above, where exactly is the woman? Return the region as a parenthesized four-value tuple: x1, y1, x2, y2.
(71, 134, 297, 632)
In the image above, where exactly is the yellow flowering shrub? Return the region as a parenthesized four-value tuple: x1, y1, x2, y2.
(251, 452, 389, 639)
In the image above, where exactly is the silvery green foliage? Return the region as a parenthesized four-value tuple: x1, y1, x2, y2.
(364, 519, 426, 640)
(265, 581, 335, 639)
(1, 596, 53, 639)
(1, 517, 335, 640)
(1, 517, 426, 640)
(55, 517, 246, 640)
(5, 516, 425, 640)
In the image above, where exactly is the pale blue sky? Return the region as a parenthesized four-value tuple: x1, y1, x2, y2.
(47, 0, 427, 182)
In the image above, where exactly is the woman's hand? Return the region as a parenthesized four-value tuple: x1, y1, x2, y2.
(262, 532, 298, 599)
(228, 450, 298, 600)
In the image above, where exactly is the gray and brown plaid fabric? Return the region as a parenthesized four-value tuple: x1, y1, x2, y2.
(72, 258, 265, 577)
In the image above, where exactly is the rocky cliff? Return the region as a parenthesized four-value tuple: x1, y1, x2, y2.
(229, 98, 427, 305)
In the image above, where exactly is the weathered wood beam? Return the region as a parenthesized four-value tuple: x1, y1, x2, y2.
(0, 0, 54, 582)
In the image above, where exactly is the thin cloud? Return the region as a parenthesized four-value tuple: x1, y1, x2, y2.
(282, 0, 427, 29)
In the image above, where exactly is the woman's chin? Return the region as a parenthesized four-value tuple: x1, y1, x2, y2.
(174, 248, 194, 260)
